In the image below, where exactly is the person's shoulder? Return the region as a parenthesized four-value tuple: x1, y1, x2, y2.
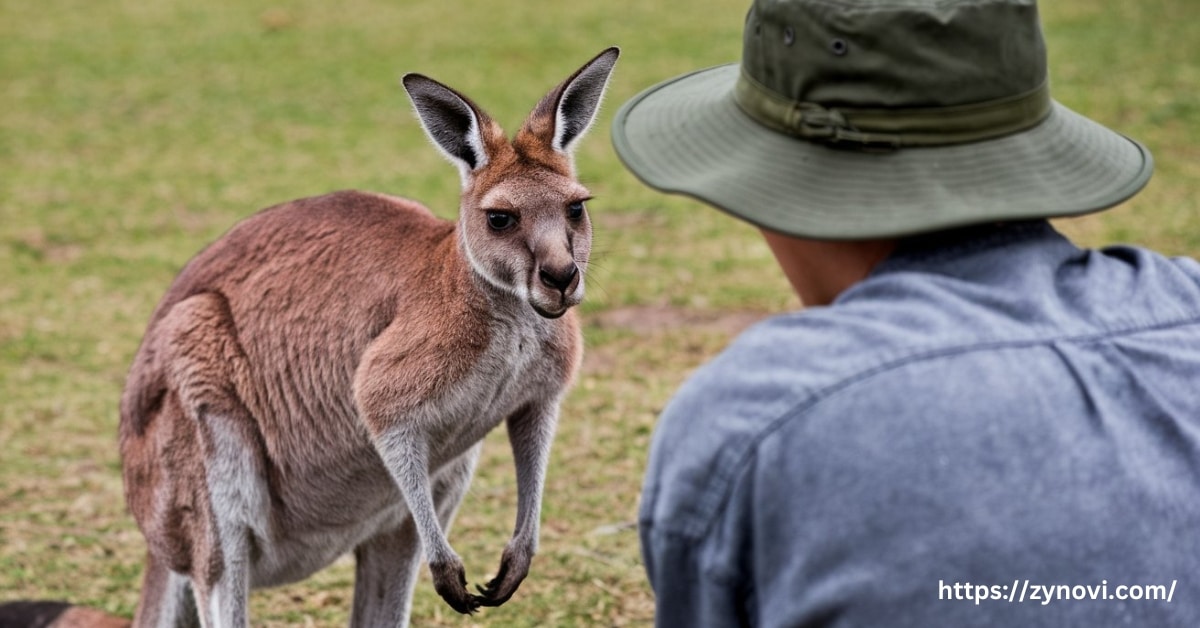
(677, 278, 997, 407)
(640, 300, 959, 538)
(1088, 243, 1200, 320)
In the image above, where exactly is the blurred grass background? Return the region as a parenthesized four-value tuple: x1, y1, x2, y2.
(1, 0, 1196, 625)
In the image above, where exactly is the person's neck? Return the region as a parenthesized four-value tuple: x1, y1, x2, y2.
(760, 230, 897, 307)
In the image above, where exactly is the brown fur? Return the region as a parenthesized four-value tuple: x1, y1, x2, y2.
(122, 194, 458, 579)
(112, 47, 618, 626)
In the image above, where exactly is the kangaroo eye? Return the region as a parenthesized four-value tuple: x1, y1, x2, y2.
(567, 201, 585, 220)
(486, 211, 517, 231)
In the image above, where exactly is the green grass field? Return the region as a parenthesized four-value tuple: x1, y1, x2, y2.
(2, 0, 1197, 625)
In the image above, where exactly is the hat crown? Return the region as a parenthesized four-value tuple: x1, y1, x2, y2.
(744, 0, 1047, 109)
(611, 0, 1151, 240)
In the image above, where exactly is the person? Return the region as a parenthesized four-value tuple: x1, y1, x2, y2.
(611, 0, 1200, 626)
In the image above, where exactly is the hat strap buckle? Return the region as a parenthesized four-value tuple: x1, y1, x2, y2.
(792, 103, 901, 148)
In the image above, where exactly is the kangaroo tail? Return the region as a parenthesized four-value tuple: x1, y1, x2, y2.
(0, 601, 130, 628)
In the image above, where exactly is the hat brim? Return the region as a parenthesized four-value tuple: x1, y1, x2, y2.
(611, 64, 1153, 240)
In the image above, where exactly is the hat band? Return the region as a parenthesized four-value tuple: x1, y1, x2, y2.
(733, 70, 1053, 148)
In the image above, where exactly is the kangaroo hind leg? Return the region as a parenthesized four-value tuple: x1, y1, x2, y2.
(129, 292, 267, 628)
(133, 552, 200, 628)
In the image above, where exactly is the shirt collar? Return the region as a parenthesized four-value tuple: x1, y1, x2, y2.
(869, 219, 1079, 278)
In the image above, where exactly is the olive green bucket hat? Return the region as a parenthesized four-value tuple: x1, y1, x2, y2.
(611, 0, 1153, 239)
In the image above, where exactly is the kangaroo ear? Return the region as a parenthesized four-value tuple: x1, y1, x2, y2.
(402, 74, 492, 184)
(534, 47, 620, 155)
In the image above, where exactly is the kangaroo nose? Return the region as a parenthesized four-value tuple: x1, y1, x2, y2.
(539, 264, 578, 293)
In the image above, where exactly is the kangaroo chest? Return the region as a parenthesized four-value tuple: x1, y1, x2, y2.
(422, 320, 558, 467)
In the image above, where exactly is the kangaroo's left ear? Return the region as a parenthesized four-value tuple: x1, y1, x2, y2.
(527, 47, 620, 156)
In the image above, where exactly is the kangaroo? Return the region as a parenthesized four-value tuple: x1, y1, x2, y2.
(104, 47, 619, 627)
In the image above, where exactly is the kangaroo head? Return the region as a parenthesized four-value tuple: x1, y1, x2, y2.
(402, 47, 619, 319)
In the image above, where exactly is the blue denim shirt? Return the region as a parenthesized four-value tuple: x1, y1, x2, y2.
(640, 221, 1200, 627)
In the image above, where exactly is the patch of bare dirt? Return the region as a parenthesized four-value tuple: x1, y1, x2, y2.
(585, 304, 770, 336)
(580, 305, 773, 376)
